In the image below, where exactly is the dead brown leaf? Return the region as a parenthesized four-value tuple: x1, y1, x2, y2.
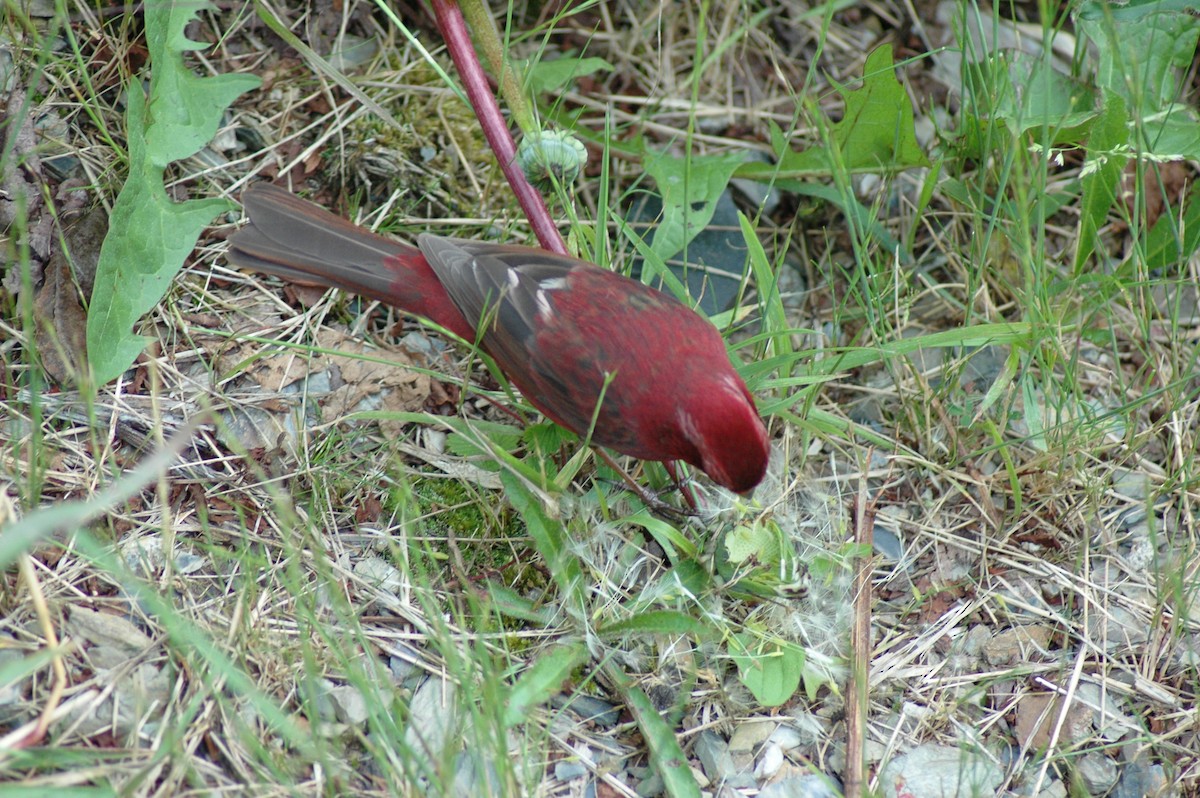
(0, 88, 51, 269)
(1120, 160, 1193, 231)
(314, 329, 430, 435)
(1014, 691, 1092, 750)
(33, 205, 109, 385)
(220, 327, 431, 437)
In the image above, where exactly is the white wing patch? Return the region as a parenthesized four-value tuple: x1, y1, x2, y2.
(535, 277, 567, 323)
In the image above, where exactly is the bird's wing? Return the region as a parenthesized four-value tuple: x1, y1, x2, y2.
(417, 235, 578, 341)
(417, 235, 613, 432)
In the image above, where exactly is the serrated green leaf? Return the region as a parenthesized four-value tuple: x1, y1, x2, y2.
(1143, 185, 1200, 271)
(142, 3, 261, 165)
(741, 44, 928, 181)
(523, 420, 576, 456)
(87, 0, 260, 384)
(1141, 108, 1200, 158)
(445, 420, 525, 461)
(960, 53, 1097, 149)
(830, 45, 929, 170)
(724, 522, 773, 564)
(661, 559, 712, 597)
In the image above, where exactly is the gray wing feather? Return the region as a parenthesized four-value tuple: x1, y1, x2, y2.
(417, 234, 571, 348)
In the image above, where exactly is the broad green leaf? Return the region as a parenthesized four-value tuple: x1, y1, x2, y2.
(1074, 93, 1130, 274)
(445, 421, 526, 461)
(724, 521, 778, 565)
(960, 53, 1097, 148)
(524, 55, 613, 95)
(661, 560, 712, 597)
(141, 3, 258, 164)
(829, 45, 929, 170)
(1142, 186, 1200, 271)
(1078, 0, 1200, 110)
(739, 44, 928, 180)
(1139, 106, 1200, 160)
(596, 610, 710, 639)
(737, 119, 828, 179)
(728, 632, 804, 707)
(503, 644, 588, 728)
(523, 421, 577, 460)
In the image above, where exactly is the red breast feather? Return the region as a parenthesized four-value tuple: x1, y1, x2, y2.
(417, 237, 769, 491)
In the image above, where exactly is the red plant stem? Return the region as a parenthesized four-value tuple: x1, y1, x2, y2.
(427, 0, 567, 255)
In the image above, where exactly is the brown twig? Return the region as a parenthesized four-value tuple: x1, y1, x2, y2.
(15, 554, 68, 749)
(595, 449, 692, 523)
(663, 460, 698, 511)
(844, 455, 877, 798)
(427, 0, 566, 255)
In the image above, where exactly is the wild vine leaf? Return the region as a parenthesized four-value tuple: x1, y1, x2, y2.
(741, 43, 929, 181)
(642, 149, 746, 265)
(827, 44, 929, 171)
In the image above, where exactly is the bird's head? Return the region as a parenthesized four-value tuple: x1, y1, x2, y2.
(677, 372, 770, 494)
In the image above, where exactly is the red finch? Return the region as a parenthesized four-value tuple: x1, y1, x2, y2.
(225, 183, 769, 493)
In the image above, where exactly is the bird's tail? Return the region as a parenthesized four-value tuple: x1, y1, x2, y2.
(226, 183, 420, 300)
(225, 183, 474, 338)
